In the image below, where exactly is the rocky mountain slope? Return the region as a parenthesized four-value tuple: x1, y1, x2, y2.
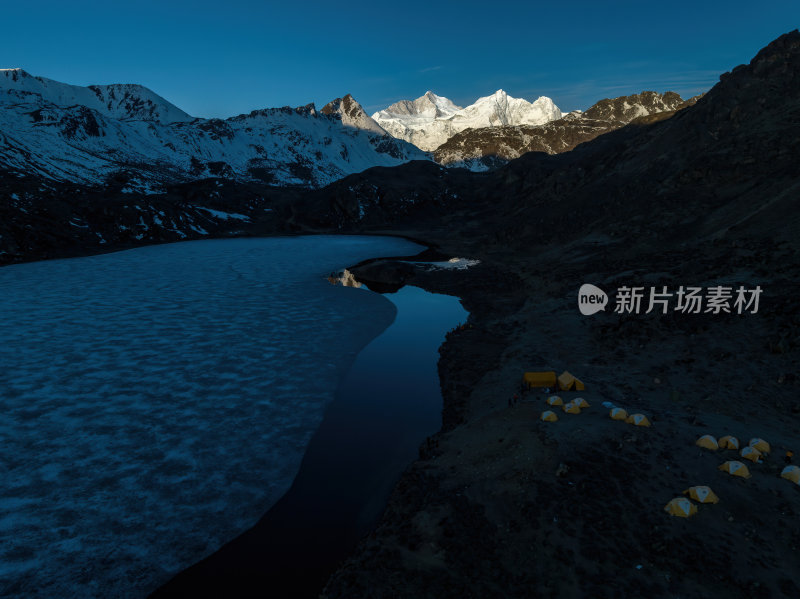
(372, 90, 562, 151)
(434, 91, 696, 170)
(0, 167, 298, 264)
(0, 69, 428, 189)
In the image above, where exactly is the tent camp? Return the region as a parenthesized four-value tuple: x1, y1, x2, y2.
(610, 408, 628, 421)
(541, 410, 558, 422)
(749, 438, 771, 454)
(664, 497, 698, 517)
(719, 435, 740, 450)
(557, 371, 585, 391)
(523, 371, 557, 389)
(683, 486, 719, 504)
(719, 461, 751, 478)
(781, 465, 800, 485)
(696, 435, 719, 451)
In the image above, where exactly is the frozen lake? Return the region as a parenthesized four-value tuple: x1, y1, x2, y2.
(0, 236, 425, 598)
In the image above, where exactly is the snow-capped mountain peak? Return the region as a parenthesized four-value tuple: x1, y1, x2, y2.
(0, 68, 193, 123)
(372, 89, 562, 151)
(0, 69, 430, 189)
(417, 91, 462, 118)
(320, 94, 387, 135)
(375, 91, 462, 121)
(466, 90, 562, 127)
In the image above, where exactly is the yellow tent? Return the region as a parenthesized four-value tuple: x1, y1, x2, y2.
(523, 371, 557, 389)
(626, 414, 651, 427)
(719, 461, 751, 479)
(541, 410, 558, 422)
(664, 497, 698, 518)
(683, 486, 719, 504)
(781, 465, 800, 485)
(719, 435, 740, 450)
(562, 401, 581, 414)
(557, 371, 585, 391)
(546, 395, 564, 407)
(573, 397, 590, 408)
(740, 446, 762, 463)
(610, 408, 628, 421)
(696, 435, 719, 451)
(749, 438, 771, 454)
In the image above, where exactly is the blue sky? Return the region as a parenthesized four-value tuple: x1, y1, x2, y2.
(2, 1, 797, 117)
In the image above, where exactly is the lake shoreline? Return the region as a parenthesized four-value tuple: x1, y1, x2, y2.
(150, 281, 468, 599)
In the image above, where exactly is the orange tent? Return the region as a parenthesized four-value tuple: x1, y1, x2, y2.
(781, 465, 800, 485)
(541, 410, 558, 422)
(523, 371, 557, 389)
(696, 435, 719, 451)
(664, 497, 697, 518)
(610, 408, 628, 421)
(740, 447, 762, 463)
(749, 438, 771, 454)
(684, 486, 719, 504)
(626, 414, 651, 427)
(557, 371, 585, 391)
(719, 461, 751, 479)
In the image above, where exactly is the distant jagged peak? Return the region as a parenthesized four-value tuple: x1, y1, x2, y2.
(465, 89, 562, 126)
(0, 68, 193, 123)
(376, 91, 462, 120)
(231, 102, 320, 122)
(582, 91, 686, 124)
(320, 93, 363, 118)
(321, 94, 387, 135)
(415, 91, 462, 118)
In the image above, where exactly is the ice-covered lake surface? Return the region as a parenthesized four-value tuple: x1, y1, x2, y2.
(0, 235, 426, 598)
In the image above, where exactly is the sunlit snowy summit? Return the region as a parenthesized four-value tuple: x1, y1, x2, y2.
(372, 90, 563, 151)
